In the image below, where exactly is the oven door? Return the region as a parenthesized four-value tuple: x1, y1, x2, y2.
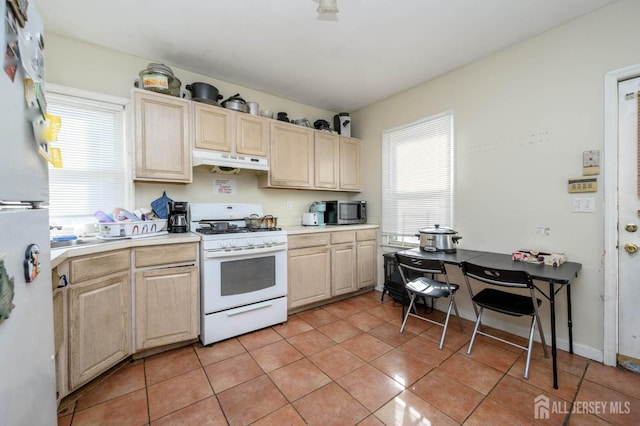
(201, 245, 287, 313)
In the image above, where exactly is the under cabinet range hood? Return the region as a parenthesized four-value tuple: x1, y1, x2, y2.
(192, 150, 269, 171)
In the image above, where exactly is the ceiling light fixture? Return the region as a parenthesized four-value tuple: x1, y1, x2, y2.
(317, 0, 338, 14)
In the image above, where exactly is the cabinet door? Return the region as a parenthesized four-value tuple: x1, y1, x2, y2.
(357, 239, 377, 288)
(68, 273, 130, 389)
(314, 132, 338, 189)
(331, 243, 356, 296)
(236, 113, 269, 156)
(193, 102, 232, 152)
(339, 136, 360, 190)
(133, 90, 192, 182)
(135, 265, 199, 351)
(53, 287, 66, 400)
(288, 246, 331, 309)
(269, 122, 314, 188)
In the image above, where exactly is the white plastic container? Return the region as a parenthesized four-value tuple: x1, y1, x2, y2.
(99, 219, 167, 238)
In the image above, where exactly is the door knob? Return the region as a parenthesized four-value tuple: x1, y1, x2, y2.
(624, 243, 639, 253)
(625, 224, 638, 232)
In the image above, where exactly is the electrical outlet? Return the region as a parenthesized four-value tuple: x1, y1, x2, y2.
(286, 202, 292, 211)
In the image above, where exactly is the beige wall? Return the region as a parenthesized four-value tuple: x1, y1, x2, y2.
(354, 0, 640, 358)
(43, 33, 354, 226)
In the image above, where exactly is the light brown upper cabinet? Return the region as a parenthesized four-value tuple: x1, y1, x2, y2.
(314, 132, 339, 189)
(193, 102, 232, 152)
(264, 121, 314, 188)
(133, 89, 192, 183)
(260, 121, 361, 192)
(193, 102, 268, 157)
(236, 113, 269, 156)
(339, 136, 360, 191)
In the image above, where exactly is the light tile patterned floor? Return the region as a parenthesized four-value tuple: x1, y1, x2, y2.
(58, 290, 640, 425)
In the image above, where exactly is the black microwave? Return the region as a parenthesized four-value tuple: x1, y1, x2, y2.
(324, 201, 367, 225)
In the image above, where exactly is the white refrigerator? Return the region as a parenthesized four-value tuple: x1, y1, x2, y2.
(0, 1, 58, 424)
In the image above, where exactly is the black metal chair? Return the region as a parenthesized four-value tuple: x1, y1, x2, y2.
(396, 253, 464, 349)
(461, 261, 549, 379)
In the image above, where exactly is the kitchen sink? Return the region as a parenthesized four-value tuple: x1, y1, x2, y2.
(50, 238, 107, 249)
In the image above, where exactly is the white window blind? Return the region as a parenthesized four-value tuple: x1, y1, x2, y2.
(47, 92, 127, 219)
(382, 111, 453, 244)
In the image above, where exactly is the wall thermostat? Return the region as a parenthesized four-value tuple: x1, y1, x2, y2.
(583, 150, 600, 175)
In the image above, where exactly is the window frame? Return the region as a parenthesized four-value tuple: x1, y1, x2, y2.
(381, 110, 454, 248)
(46, 84, 133, 226)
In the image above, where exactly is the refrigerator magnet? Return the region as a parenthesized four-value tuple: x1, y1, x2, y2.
(23, 243, 40, 283)
(0, 256, 16, 325)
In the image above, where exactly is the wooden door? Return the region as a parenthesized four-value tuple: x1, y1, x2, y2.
(269, 122, 314, 188)
(288, 247, 331, 308)
(314, 132, 339, 189)
(193, 102, 232, 152)
(331, 243, 356, 296)
(339, 136, 360, 190)
(68, 273, 130, 389)
(236, 113, 269, 156)
(357, 239, 377, 288)
(135, 265, 198, 350)
(133, 90, 191, 182)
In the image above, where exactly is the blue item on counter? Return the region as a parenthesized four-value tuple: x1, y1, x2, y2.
(51, 236, 78, 242)
(150, 191, 173, 219)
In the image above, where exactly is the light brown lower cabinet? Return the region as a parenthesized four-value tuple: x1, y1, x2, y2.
(55, 242, 199, 399)
(68, 272, 131, 390)
(357, 229, 378, 288)
(288, 244, 331, 309)
(331, 231, 357, 296)
(288, 229, 378, 311)
(135, 264, 198, 351)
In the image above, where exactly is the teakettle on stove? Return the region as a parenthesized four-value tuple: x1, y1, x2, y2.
(167, 201, 189, 233)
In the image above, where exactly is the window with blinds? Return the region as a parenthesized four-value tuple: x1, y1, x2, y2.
(47, 90, 128, 220)
(381, 111, 453, 246)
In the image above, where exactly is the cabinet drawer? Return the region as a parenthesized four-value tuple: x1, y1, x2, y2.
(357, 229, 377, 241)
(135, 243, 198, 268)
(331, 231, 355, 245)
(288, 233, 330, 249)
(70, 250, 130, 283)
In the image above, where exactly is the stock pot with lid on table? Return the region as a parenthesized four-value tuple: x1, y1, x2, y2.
(417, 224, 462, 253)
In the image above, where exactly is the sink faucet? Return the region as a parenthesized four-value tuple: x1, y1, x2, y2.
(50, 225, 62, 231)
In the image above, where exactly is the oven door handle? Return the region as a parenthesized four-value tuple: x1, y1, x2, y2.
(227, 300, 274, 316)
(204, 244, 287, 258)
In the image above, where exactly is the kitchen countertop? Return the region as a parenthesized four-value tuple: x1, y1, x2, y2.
(50, 233, 201, 268)
(50, 225, 379, 267)
(283, 224, 379, 235)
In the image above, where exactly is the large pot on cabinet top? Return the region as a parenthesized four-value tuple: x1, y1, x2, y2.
(417, 225, 462, 253)
(186, 82, 223, 105)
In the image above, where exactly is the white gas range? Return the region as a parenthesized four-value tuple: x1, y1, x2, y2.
(190, 203, 288, 345)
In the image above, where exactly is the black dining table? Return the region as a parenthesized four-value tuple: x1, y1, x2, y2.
(396, 248, 582, 389)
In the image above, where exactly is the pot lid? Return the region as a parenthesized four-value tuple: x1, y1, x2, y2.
(419, 224, 457, 234)
(142, 63, 175, 77)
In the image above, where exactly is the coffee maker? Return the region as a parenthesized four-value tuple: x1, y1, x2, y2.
(167, 201, 189, 233)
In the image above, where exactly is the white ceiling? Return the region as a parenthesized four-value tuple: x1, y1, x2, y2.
(33, 0, 615, 112)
